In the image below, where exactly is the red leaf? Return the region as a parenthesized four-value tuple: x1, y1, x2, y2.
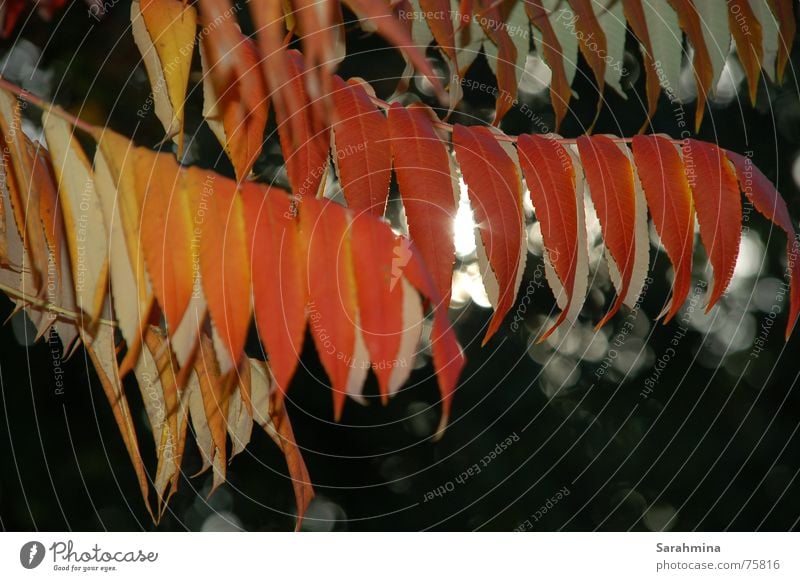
(577, 135, 639, 327)
(452, 124, 525, 344)
(341, 0, 445, 101)
(474, 0, 517, 125)
(632, 135, 695, 322)
(768, 0, 796, 82)
(683, 139, 741, 310)
(727, 150, 799, 338)
(331, 76, 392, 216)
(401, 239, 464, 435)
(524, 0, 572, 129)
(517, 134, 587, 339)
(350, 212, 404, 401)
(277, 50, 330, 200)
(300, 198, 360, 420)
(388, 103, 457, 305)
(420, 0, 457, 64)
(241, 184, 309, 399)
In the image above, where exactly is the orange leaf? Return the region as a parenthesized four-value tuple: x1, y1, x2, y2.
(388, 103, 457, 305)
(0, 90, 48, 291)
(277, 50, 330, 200)
(768, 0, 796, 82)
(683, 139, 741, 310)
(517, 134, 587, 339)
(267, 394, 314, 531)
(577, 135, 639, 327)
(420, 0, 458, 64)
(632, 135, 695, 322)
(524, 0, 572, 129)
(350, 212, 404, 401)
(199, 0, 269, 180)
(192, 332, 229, 495)
(567, 0, 606, 125)
(474, 0, 517, 125)
(222, 37, 269, 182)
(668, 0, 713, 131)
(727, 0, 763, 105)
(727, 150, 799, 339)
(250, 0, 294, 137)
(292, 0, 343, 118)
(452, 124, 525, 344)
(186, 168, 251, 371)
(300, 198, 361, 420)
(331, 76, 392, 216)
(241, 184, 308, 400)
(133, 149, 195, 333)
(622, 0, 661, 132)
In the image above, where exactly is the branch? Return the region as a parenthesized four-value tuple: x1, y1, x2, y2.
(369, 94, 682, 146)
(0, 281, 117, 327)
(0, 77, 96, 134)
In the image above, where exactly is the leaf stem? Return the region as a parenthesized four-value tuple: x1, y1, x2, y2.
(0, 77, 96, 134)
(370, 95, 683, 146)
(0, 281, 117, 327)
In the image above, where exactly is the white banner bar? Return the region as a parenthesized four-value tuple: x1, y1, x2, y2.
(1, 533, 798, 579)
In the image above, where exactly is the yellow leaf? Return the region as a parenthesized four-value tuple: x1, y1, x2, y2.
(42, 111, 108, 327)
(131, 0, 197, 154)
(81, 319, 153, 520)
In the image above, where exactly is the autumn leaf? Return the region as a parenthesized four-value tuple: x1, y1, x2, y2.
(388, 103, 457, 305)
(0, 89, 49, 292)
(524, 0, 572, 129)
(43, 110, 109, 327)
(517, 134, 588, 339)
(577, 135, 646, 327)
(727, 150, 799, 338)
(200, 32, 269, 181)
(241, 184, 309, 400)
(631, 134, 695, 322)
(452, 124, 526, 344)
(130, 0, 197, 154)
(331, 76, 392, 216)
(300, 197, 365, 420)
(727, 0, 763, 105)
(82, 321, 153, 520)
(683, 139, 742, 311)
(277, 50, 331, 199)
(185, 168, 251, 372)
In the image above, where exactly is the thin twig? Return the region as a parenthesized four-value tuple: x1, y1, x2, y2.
(0, 281, 117, 327)
(370, 94, 683, 146)
(0, 77, 96, 134)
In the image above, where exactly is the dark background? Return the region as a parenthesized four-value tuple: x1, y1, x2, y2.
(1, 1, 800, 531)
